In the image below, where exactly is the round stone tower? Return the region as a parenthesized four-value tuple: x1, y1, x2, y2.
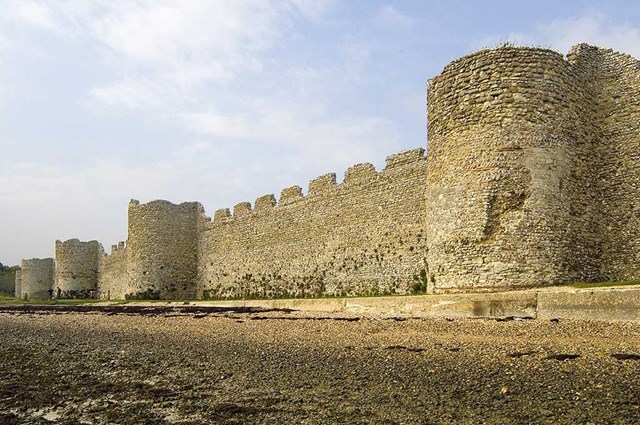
(19, 258, 55, 299)
(126, 199, 204, 299)
(54, 239, 103, 297)
(425, 46, 601, 291)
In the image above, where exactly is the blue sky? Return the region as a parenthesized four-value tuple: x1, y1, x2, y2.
(1, 1, 639, 265)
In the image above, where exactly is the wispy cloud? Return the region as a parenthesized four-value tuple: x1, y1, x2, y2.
(374, 5, 416, 30)
(540, 11, 640, 57)
(2, 0, 332, 109)
(473, 10, 640, 57)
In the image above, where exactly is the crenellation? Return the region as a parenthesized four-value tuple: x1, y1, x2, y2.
(214, 208, 231, 223)
(343, 163, 378, 185)
(279, 185, 304, 205)
(198, 148, 430, 299)
(233, 202, 252, 217)
(384, 148, 426, 170)
(308, 173, 337, 196)
(254, 194, 276, 211)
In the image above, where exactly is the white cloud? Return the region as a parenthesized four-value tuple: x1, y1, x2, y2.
(1, 0, 60, 32)
(474, 10, 640, 57)
(374, 5, 416, 30)
(1, 0, 332, 110)
(184, 113, 255, 139)
(540, 11, 640, 57)
(88, 78, 164, 110)
(182, 104, 400, 175)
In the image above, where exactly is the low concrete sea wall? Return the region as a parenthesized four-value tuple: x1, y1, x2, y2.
(193, 286, 640, 321)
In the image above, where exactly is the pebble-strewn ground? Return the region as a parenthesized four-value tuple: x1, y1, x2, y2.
(0, 305, 639, 424)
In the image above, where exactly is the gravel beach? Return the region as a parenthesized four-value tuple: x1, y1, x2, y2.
(1, 305, 639, 424)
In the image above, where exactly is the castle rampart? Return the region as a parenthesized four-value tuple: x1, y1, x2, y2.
(15, 43, 639, 300)
(14, 270, 22, 298)
(54, 239, 103, 297)
(198, 148, 429, 299)
(98, 242, 129, 300)
(18, 258, 55, 299)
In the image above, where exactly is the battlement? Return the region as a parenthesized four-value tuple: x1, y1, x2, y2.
(254, 194, 276, 211)
(233, 202, 252, 217)
(343, 163, 377, 185)
(308, 173, 337, 196)
(211, 147, 429, 224)
(214, 208, 231, 222)
(279, 186, 304, 206)
(384, 148, 426, 170)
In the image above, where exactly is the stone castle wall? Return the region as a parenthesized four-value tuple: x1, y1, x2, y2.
(574, 45, 640, 280)
(17, 43, 639, 299)
(126, 200, 204, 299)
(14, 270, 22, 298)
(98, 242, 129, 300)
(54, 239, 102, 297)
(198, 149, 429, 299)
(19, 258, 55, 299)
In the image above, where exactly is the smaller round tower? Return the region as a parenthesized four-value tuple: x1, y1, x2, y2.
(126, 200, 204, 299)
(19, 258, 55, 299)
(54, 239, 103, 298)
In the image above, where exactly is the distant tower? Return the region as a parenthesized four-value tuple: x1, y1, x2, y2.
(19, 258, 55, 299)
(54, 239, 103, 297)
(126, 200, 204, 299)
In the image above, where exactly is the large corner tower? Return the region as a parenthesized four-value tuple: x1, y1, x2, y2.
(425, 44, 640, 291)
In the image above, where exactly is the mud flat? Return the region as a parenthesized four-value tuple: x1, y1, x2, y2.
(0, 307, 639, 424)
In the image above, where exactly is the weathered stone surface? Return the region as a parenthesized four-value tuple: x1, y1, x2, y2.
(198, 148, 429, 299)
(125, 200, 205, 300)
(14, 270, 21, 298)
(54, 239, 102, 297)
(98, 241, 128, 300)
(18, 258, 54, 299)
(426, 44, 640, 291)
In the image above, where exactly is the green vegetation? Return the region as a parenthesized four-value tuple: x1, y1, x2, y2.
(411, 268, 429, 294)
(125, 289, 162, 300)
(0, 262, 20, 272)
(566, 280, 640, 289)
